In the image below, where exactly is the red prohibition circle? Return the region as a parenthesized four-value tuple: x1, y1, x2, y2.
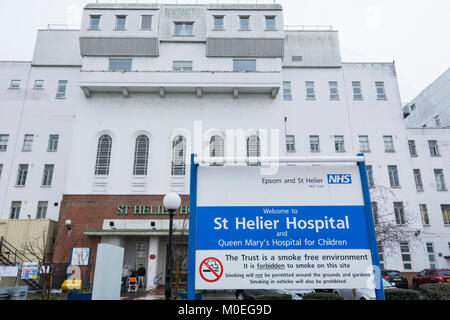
(199, 257, 223, 283)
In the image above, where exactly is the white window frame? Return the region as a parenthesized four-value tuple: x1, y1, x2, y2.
(56, 80, 67, 99)
(10, 80, 21, 89)
(233, 59, 256, 72)
(115, 15, 127, 30)
(400, 242, 412, 270)
(173, 61, 193, 72)
(375, 81, 387, 100)
(428, 140, 440, 157)
(383, 135, 395, 152)
(141, 15, 153, 30)
(133, 135, 149, 176)
(265, 15, 276, 31)
(47, 134, 59, 152)
(359, 135, 370, 152)
(352, 81, 363, 100)
(426, 242, 437, 269)
(305, 81, 316, 100)
(388, 165, 400, 188)
(413, 169, 424, 191)
(286, 135, 295, 152)
(366, 165, 374, 188)
(334, 135, 345, 152)
(16, 164, 28, 186)
(213, 15, 224, 30)
(239, 16, 250, 31)
(246, 135, 261, 166)
(329, 81, 339, 100)
(22, 134, 34, 151)
(95, 135, 112, 176)
(171, 136, 186, 176)
(174, 22, 194, 36)
(408, 140, 417, 157)
(109, 59, 132, 72)
(0, 134, 9, 151)
(10, 201, 21, 219)
(34, 80, 44, 89)
(434, 169, 447, 191)
(309, 135, 320, 152)
(420, 204, 430, 226)
(36, 201, 48, 219)
(89, 15, 101, 30)
(442, 205, 450, 225)
(210, 135, 224, 166)
(41, 164, 54, 186)
(283, 81, 292, 100)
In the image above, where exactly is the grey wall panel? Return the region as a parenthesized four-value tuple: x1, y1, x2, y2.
(207, 38, 284, 58)
(80, 37, 159, 56)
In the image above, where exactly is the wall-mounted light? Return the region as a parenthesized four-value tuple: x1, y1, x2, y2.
(65, 219, 72, 231)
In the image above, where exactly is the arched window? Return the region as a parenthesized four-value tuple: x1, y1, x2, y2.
(210, 135, 224, 166)
(133, 135, 149, 176)
(246, 135, 260, 166)
(171, 136, 186, 176)
(95, 135, 112, 175)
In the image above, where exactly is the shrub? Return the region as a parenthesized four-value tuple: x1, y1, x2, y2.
(255, 293, 292, 300)
(419, 283, 450, 300)
(301, 292, 344, 300)
(384, 288, 421, 300)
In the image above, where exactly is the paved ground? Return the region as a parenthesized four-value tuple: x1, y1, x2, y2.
(122, 289, 237, 300)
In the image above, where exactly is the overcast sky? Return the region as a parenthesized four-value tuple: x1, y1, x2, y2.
(0, 0, 449, 103)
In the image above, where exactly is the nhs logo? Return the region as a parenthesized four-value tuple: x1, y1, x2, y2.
(327, 174, 352, 184)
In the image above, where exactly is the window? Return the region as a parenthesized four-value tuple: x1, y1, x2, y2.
(115, 16, 127, 30)
(95, 135, 112, 175)
(141, 15, 152, 30)
(233, 59, 256, 72)
(400, 242, 412, 270)
(213, 16, 224, 30)
(434, 115, 441, 127)
(375, 81, 387, 99)
(283, 81, 292, 100)
(109, 59, 132, 71)
(359, 135, 370, 152)
(133, 135, 149, 176)
(420, 204, 430, 226)
(23, 134, 34, 151)
(426, 243, 437, 269)
(47, 135, 59, 152)
(334, 135, 345, 152)
(309, 136, 320, 152)
(329, 81, 339, 100)
(0, 164, 3, 179)
(366, 165, 375, 188)
(247, 135, 261, 166)
(378, 241, 385, 270)
(286, 135, 295, 152)
(42, 164, 54, 186)
(442, 205, 450, 225)
(210, 135, 224, 166)
(388, 165, 400, 187)
(0, 134, 9, 151)
(428, 140, 440, 157)
(10, 80, 21, 89)
(16, 164, 28, 186)
(174, 22, 194, 36)
(171, 136, 186, 175)
(352, 81, 363, 100)
(408, 140, 417, 157)
(36, 201, 48, 219)
(372, 202, 379, 225)
(239, 16, 250, 30)
(413, 169, 424, 191)
(305, 81, 316, 100)
(173, 61, 193, 72)
(10, 201, 21, 219)
(394, 202, 406, 225)
(265, 16, 276, 30)
(34, 80, 44, 89)
(89, 15, 101, 30)
(434, 169, 447, 191)
(383, 135, 395, 152)
(56, 80, 67, 98)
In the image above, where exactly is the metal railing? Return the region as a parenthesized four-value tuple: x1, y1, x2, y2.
(88, 0, 279, 5)
(47, 24, 80, 30)
(285, 25, 334, 31)
(0, 237, 30, 266)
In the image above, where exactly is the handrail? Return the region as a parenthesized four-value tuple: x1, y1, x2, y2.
(0, 236, 30, 265)
(285, 25, 333, 31)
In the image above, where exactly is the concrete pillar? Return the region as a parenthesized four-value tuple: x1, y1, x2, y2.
(146, 236, 160, 290)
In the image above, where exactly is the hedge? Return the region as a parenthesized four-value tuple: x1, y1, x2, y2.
(384, 288, 421, 300)
(255, 293, 292, 300)
(301, 292, 344, 300)
(419, 283, 450, 300)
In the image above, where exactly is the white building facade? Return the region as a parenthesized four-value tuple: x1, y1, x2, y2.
(0, 3, 449, 289)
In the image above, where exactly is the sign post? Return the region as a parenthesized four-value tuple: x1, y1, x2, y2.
(187, 155, 384, 300)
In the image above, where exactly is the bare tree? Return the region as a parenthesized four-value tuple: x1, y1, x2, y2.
(172, 214, 189, 299)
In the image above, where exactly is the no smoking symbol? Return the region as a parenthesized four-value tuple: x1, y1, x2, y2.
(199, 257, 223, 283)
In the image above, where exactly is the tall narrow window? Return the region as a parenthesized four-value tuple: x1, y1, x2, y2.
(174, 22, 194, 36)
(375, 81, 387, 99)
(371, 202, 379, 225)
(352, 81, 363, 100)
(133, 135, 149, 176)
(413, 169, 424, 190)
(16, 164, 28, 186)
(247, 135, 260, 166)
(210, 135, 224, 166)
(10, 201, 21, 219)
(420, 204, 430, 226)
(141, 15, 153, 30)
(36, 201, 48, 219)
(329, 81, 339, 100)
(283, 81, 292, 100)
(56, 80, 67, 98)
(171, 136, 186, 176)
(366, 165, 374, 188)
(359, 135, 370, 152)
(408, 140, 417, 157)
(239, 16, 250, 30)
(383, 135, 395, 152)
(286, 135, 295, 152)
(42, 164, 54, 186)
(428, 140, 440, 157)
(400, 242, 412, 270)
(23, 134, 33, 151)
(434, 169, 447, 191)
(265, 16, 276, 30)
(213, 16, 224, 30)
(394, 202, 406, 225)
(0, 164, 3, 179)
(305, 81, 316, 100)
(115, 16, 127, 30)
(334, 135, 345, 152)
(388, 165, 400, 187)
(426, 243, 436, 269)
(95, 135, 112, 175)
(0, 134, 9, 151)
(310, 135, 320, 152)
(378, 241, 385, 270)
(442, 205, 450, 225)
(48, 135, 59, 152)
(89, 15, 101, 30)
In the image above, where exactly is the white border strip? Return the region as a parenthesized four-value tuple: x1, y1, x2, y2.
(194, 156, 365, 165)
